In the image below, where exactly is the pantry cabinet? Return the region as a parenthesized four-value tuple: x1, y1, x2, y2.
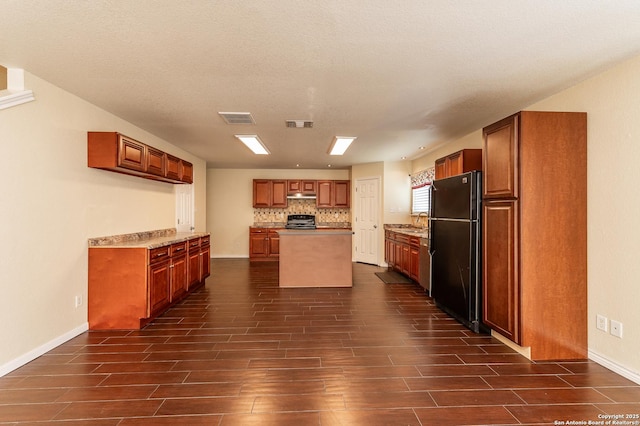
(482, 111, 587, 360)
(434, 149, 483, 180)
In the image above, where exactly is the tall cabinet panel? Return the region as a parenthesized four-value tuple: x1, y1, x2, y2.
(482, 200, 519, 343)
(482, 111, 587, 361)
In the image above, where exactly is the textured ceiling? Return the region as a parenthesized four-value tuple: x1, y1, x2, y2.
(3, 1, 640, 169)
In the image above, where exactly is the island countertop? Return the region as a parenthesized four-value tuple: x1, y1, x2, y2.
(277, 229, 354, 236)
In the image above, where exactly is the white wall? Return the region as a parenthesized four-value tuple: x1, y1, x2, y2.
(411, 55, 640, 378)
(0, 72, 206, 374)
(207, 168, 349, 258)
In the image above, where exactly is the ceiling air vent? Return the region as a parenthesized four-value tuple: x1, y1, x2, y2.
(218, 112, 255, 125)
(285, 120, 313, 128)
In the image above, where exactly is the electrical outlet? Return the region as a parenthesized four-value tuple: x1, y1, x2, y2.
(596, 314, 608, 332)
(74, 295, 83, 308)
(610, 320, 623, 338)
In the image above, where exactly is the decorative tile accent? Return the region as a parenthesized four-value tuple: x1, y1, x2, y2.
(253, 199, 351, 227)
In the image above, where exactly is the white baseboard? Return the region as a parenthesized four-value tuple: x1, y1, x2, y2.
(589, 349, 640, 385)
(0, 322, 89, 377)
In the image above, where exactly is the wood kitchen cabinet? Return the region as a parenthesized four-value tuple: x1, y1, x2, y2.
(88, 234, 210, 330)
(186, 236, 210, 289)
(316, 180, 350, 208)
(148, 246, 171, 317)
(384, 230, 421, 282)
(434, 149, 483, 180)
(88, 132, 193, 184)
(249, 227, 281, 260)
(253, 180, 287, 208)
(287, 180, 316, 194)
(482, 111, 587, 360)
(169, 242, 188, 302)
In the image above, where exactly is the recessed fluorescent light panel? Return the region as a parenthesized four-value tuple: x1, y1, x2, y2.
(329, 136, 356, 155)
(235, 135, 270, 155)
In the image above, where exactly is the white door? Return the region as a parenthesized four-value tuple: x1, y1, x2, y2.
(354, 177, 380, 265)
(175, 184, 194, 232)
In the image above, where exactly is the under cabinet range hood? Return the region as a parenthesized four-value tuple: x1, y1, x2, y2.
(286, 193, 317, 199)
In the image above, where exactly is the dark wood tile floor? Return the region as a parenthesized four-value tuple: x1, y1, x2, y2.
(1, 259, 639, 425)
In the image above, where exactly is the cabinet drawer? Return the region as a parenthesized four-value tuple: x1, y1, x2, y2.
(149, 246, 170, 264)
(200, 235, 210, 247)
(171, 241, 188, 256)
(409, 236, 420, 248)
(188, 238, 201, 251)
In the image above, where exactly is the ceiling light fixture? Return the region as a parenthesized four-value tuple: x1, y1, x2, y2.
(234, 135, 270, 155)
(328, 136, 356, 155)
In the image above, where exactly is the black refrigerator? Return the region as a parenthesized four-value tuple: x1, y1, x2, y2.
(429, 171, 485, 333)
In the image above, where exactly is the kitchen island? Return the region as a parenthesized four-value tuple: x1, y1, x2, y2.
(278, 229, 353, 287)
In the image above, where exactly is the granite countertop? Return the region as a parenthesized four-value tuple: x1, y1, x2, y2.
(384, 224, 429, 239)
(89, 228, 209, 249)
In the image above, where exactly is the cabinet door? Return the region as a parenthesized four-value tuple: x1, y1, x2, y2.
(483, 200, 520, 343)
(170, 254, 188, 301)
(200, 245, 210, 280)
(180, 161, 193, 184)
(166, 155, 181, 180)
(301, 180, 317, 194)
(483, 114, 519, 199)
(316, 181, 333, 207)
(271, 180, 287, 207)
(393, 242, 402, 272)
(268, 230, 280, 257)
(333, 180, 350, 208)
(148, 260, 171, 316)
(253, 180, 272, 207)
(409, 246, 420, 281)
(118, 135, 146, 172)
(446, 151, 463, 177)
(249, 232, 269, 257)
(146, 147, 165, 177)
(434, 158, 446, 180)
(401, 244, 411, 275)
(287, 180, 302, 193)
(188, 249, 200, 288)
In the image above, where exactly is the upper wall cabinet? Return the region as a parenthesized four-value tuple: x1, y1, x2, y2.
(253, 179, 350, 208)
(316, 180, 350, 208)
(434, 149, 483, 180)
(88, 132, 193, 184)
(253, 179, 287, 208)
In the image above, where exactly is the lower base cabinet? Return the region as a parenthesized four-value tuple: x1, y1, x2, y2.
(89, 235, 210, 330)
(385, 230, 421, 283)
(249, 227, 281, 260)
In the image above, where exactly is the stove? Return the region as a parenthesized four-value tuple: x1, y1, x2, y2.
(285, 214, 316, 230)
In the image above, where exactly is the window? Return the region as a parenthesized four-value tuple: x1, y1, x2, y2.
(410, 167, 435, 215)
(412, 183, 431, 214)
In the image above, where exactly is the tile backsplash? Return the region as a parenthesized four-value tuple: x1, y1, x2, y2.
(253, 199, 350, 225)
